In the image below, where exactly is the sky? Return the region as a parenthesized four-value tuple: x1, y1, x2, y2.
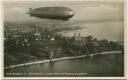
(3, 1, 124, 42)
(3, 1, 124, 21)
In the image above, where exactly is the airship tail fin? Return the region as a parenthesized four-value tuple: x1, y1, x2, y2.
(26, 8, 33, 14)
(29, 8, 33, 13)
(29, 8, 33, 12)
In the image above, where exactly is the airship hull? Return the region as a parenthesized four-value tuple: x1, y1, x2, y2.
(28, 7, 74, 20)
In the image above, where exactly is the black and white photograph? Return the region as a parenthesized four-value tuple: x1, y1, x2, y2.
(3, 0, 124, 77)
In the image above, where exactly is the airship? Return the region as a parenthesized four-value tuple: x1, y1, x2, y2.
(27, 7, 74, 20)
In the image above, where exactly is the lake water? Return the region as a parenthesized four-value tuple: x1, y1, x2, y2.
(4, 53, 124, 77)
(60, 21, 124, 42)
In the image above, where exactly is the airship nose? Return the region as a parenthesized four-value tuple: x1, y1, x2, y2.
(68, 11, 74, 16)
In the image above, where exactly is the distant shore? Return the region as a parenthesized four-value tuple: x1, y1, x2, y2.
(4, 51, 122, 69)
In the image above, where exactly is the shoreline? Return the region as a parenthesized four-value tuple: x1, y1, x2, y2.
(4, 51, 122, 69)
